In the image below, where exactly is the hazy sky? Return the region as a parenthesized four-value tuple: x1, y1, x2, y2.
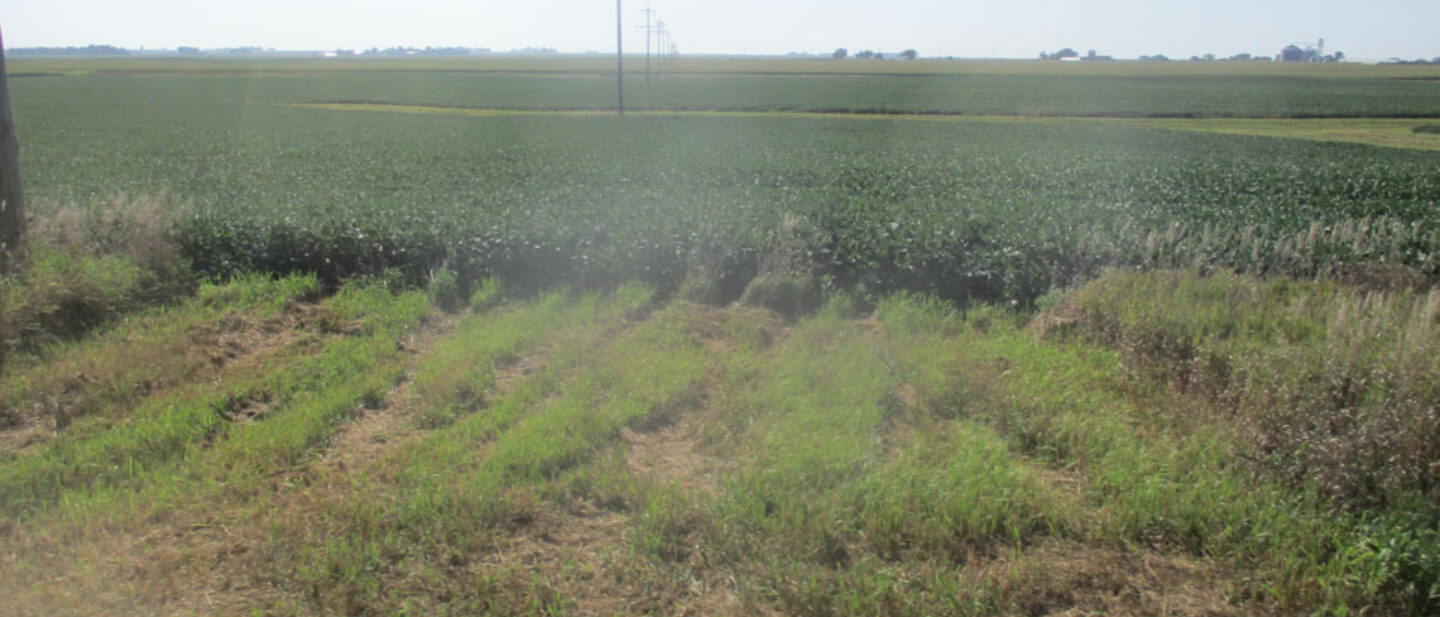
(3, 0, 1437, 62)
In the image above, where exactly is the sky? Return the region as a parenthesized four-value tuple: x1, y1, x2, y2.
(3, 0, 1438, 62)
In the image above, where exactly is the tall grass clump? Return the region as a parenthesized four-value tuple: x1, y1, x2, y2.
(0, 197, 193, 366)
(738, 213, 824, 319)
(0, 248, 143, 363)
(30, 196, 186, 280)
(879, 293, 1439, 614)
(1050, 269, 1440, 509)
(1036, 269, 1440, 614)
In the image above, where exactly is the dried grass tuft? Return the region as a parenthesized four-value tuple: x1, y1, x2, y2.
(0, 196, 193, 369)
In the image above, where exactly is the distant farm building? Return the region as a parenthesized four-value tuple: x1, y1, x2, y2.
(1280, 39, 1341, 63)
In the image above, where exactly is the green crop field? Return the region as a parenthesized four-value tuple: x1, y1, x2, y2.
(11, 57, 1440, 304)
(2, 56, 1440, 616)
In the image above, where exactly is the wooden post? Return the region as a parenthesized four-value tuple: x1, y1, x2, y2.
(0, 25, 25, 267)
(616, 0, 624, 115)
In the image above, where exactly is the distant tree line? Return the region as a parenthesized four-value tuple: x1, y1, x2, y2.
(1138, 53, 1275, 62)
(832, 48, 918, 60)
(11, 45, 128, 56)
(1038, 46, 1357, 63)
(1189, 52, 1282, 62)
(13, 44, 509, 58)
(177, 46, 267, 55)
(358, 46, 491, 56)
(1039, 48, 1113, 61)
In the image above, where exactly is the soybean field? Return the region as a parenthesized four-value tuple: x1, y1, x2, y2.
(12, 58, 1440, 304)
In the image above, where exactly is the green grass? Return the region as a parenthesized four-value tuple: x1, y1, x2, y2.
(2, 278, 1437, 615)
(0, 272, 318, 440)
(559, 298, 1058, 615)
(258, 286, 726, 614)
(879, 282, 1440, 615)
(0, 246, 146, 363)
(0, 276, 426, 519)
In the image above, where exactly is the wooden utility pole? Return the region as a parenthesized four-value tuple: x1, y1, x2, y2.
(0, 25, 24, 267)
(655, 21, 667, 81)
(616, 0, 624, 115)
(642, 5, 655, 83)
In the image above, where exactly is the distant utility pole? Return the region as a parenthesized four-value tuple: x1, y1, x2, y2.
(663, 25, 676, 78)
(655, 20, 667, 80)
(0, 25, 25, 267)
(616, 0, 624, 115)
(640, 5, 656, 83)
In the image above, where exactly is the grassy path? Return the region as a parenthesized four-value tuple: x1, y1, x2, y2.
(3, 279, 1432, 615)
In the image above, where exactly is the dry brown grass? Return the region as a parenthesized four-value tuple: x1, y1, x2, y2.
(974, 540, 1242, 617)
(622, 418, 724, 498)
(1329, 262, 1433, 293)
(30, 196, 184, 273)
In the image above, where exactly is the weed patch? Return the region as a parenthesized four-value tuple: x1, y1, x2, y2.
(876, 285, 1440, 614)
(1051, 269, 1440, 509)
